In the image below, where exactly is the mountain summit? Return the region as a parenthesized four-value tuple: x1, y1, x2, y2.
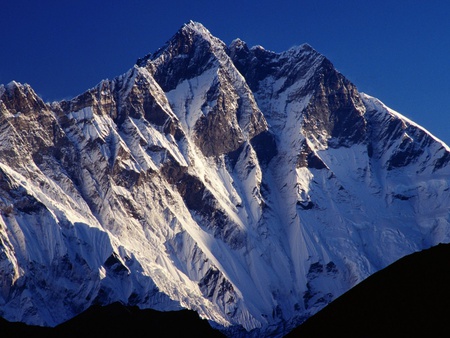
(1, 21, 449, 337)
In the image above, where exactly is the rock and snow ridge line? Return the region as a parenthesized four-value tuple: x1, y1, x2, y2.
(1, 21, 450, 338)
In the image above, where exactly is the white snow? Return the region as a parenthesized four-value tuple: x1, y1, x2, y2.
(166, 67, 219, 133)
(361, 92, 450, 151)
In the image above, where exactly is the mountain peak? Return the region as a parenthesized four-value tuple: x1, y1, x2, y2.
(180, 20, 210, 37)
(0, 80, 46, 115)
(136, 21, 232, 95)
(4, 80, 29, 94)
(5, 80, 21, 90)
(136, 21, 224, 70)
(229, 38, 247, 48)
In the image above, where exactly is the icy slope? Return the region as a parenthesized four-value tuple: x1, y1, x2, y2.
(0, 21, 449, 337)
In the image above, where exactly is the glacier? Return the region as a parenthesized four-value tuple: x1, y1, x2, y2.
(0, 21, 449, 337)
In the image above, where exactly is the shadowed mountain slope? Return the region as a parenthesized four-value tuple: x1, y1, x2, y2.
(286, 243, 450, 337)
(0, 302, 226, 338)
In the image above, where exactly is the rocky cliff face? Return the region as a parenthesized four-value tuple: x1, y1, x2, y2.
(138, 22, 266, 157)
(1, 21, 450, 337)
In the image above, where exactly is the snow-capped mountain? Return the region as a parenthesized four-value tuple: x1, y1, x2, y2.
(1, 21, 449, 337)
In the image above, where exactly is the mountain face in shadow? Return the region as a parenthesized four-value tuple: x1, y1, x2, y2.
(286, 243, 450, 337)
(0, 302, 226, 338)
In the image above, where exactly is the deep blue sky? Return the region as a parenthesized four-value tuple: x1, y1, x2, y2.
(2, 1, 450, 145)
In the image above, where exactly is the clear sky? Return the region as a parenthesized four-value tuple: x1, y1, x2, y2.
(1, 1, 450, 145)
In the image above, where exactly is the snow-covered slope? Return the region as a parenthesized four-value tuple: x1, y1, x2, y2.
(1, 21, 449, 337)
